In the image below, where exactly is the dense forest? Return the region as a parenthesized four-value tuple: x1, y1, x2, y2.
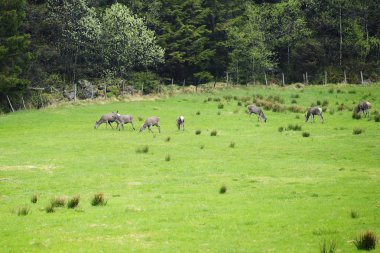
(1, 0, 380, 112)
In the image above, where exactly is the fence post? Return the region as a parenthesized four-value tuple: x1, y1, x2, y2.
(282, 73, 285, 85)
(360, 71, 364, 84)
(104, 84, 107, 99)
(306, 72, 309, 85)
(22, 96, 26, 109)
(344, 70, 347, 84)
(171, 78, 174, 87)
(324, 71, 327, 85)
(264, 72, 268, 85)
(74, 82, 77, 102)
(6, 95, 15, 112)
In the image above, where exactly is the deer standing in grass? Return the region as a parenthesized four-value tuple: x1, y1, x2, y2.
(177, 116, 185, 131)
(140, 116, 161, 133)
(247, 105, 267, 122)
(94, 112, 119, 129)
(354, 101, 372, 117)
(305, 107, 324, 123)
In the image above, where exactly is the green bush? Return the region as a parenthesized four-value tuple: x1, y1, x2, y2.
(128, 71, 160, 94)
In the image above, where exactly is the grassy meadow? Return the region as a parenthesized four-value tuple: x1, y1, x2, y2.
(0, 84, 380, 252)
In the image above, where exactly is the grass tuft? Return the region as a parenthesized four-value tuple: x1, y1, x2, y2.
(17, 206, 30, 216)
(210, 130, 218, 136)
(67, 195, 80, 209)
(136, 145, 149, 153)
(353, 128, 364, 135)
(219, 185, 227, 194)
(138, 116, 143, 122)
(165, 136, 171, 142)
(302, 132, 310, 137)
(278, 126, 284, 132)
(229, 142, 235, 148)
(45, 205, 55, 213)
(320, 239, 336, 253)
(51, 196, 66, 207)
(200, 144, 204, 149)
(354, 230, 377, 250)
(287, 124, 302, 131)
(196, 111, 200, 115)
(165, 155, 171, 161)
(350, 210, 359, 219)
(31, 194, 38, 204)
(217, 103, 224, 109)
(91, 193, 107, 206)
(195, 130, 201, 135)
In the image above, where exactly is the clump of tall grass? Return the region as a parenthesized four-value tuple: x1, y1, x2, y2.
(233, 108, 239, 114)
(320, 240, 336, 253)
(337, 103, 345, 111)
(31, 194, 38, 204)
(196, 111, 201, 115)
(290, 94, 300, 98)
(353, 128, 364, 135)
(67, 195, 80, 209)
(51, 196, 66, 207)
(287, 105, 303, 113)
(352, 111, 361, 119)
(287, 124, 302, 131)
(91, 193, 107, 206)
(217, 103, 224, 109)
(237, 101, 242, 106)
(195, 130, 201, 135)
(322, 100, 329, 106)
(302, 132, 310, 137)
(138, 116, 143, 122)
(165, 155, 171, 161)
(278, 127, 284, 132)
(217, 111, 221, 115)
(348, 90, 356, 94)
(165, 136, 171, 142)
(210, 130, 218, 136)
(229, 142, 235, 148)
(200, 144, 205, 149)
(351, 210, 359, 219)
(213, 97, 221, 102)
(136, 145, 149, 153)
(328, 88, 334, 94)
(17, 206, 30, 216)
(219, 185, 227, 194)
(354, 230, 377, 250)
(45, 205, 55, 213)
(291, 99, 297, 104)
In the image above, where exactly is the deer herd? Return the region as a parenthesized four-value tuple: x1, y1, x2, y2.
(94, 101, 372, 132)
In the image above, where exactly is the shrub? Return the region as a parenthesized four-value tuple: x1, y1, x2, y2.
(45, 205, 55, 213)
(278, 127, 284, 132)
(351, 210, 359, 219)
(17, 206, 30, 216)
(272, 103, 285, 112)
(31, 194, 38, 204)
(217, 103, 224, 109)
(354, 230, 377, 250)
(219, 185, 227, 194)
(229, 142, 235, 148)
(195, 130, 201, 135)
(51, 196, 66, 207)
(353, 128, 364, 135)
(165, 155, 171, 161)
(302, 132, 310, 137)
(316, 100, 321, 106)
(320, 240, 336, 253)
(210, 130, 218, 136)
(223, 95, 232, 101)
(67, 196, 80, 209)
(91, 193, 107, 206)
(287, 124, 302, 131)
(136, 145, 149, 153)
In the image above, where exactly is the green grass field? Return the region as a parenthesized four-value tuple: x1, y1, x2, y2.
(1, 84, 380, 252)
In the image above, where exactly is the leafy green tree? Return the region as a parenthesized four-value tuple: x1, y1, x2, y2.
(100, 3, 164, 78)
(0, 0, 32, 111)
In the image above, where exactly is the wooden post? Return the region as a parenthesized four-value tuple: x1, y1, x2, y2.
(22, 96, 26, 110)
(6, 95, 15, 112)
(324, 71, 327, 85)
(104, 84, 107, 99)
(303, 74, 305, 84)
(226, 71, 229, 87)
(360, 71, 364, 84)
(74, 82, 77, 101)
(306, 72, 309, 85)
(282, 73, 285, 85)
(39, 90, 44, 107)
(141, 83, 144, 95)
(344, 70, 347, 84)
(171, 78, 174, 87)
(91, 85, 94, 99)
(182, 79, 185, 91)
(264, 72, 268, 85)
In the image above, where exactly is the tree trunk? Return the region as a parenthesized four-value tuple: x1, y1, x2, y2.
(339, 5, 343, 66)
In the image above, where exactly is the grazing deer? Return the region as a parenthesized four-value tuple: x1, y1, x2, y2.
(305, 107, 324, 123)
(139, 116, 160, 133)
(116, 114, 135, 131)
(94, 112, 119, 129)
(354, 101, 372, 117)
(247, 105, 267, 122)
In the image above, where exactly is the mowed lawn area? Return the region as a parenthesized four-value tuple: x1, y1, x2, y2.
(0, 84, 379, 253)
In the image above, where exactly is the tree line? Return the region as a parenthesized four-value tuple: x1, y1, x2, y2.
(1, 0, 379, 112)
